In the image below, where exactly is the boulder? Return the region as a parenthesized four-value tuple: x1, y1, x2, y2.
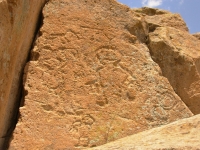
(9, 0, 192, 149)
(0, 0, 46, 148)
(193, 32, 200, 40)
(88, 114, 200, 150)
(133, 7, 189, 32)
(148, 27, 200, 114)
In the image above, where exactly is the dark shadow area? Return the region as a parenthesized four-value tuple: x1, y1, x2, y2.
(2, 5, 45, 150)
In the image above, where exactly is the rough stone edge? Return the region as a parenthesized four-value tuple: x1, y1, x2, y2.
(87, 114, 200, 150)
(0, 0, 47, 149)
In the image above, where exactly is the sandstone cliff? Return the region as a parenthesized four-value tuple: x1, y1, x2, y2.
(0, 0, 199, 150)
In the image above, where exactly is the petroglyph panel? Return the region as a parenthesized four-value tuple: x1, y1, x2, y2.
(10, 0, 192, 149)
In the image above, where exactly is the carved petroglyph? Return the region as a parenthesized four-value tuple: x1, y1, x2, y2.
(10, 0, 192, 149)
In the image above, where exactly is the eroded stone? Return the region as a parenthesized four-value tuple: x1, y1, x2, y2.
(148, 27, 200, 114)
(88, 114, 200, 150)
(0, 0, 46, 148)
(193, 32, 200, 40)
(10, 1, 192, 149)
(133, 7, 189, 32)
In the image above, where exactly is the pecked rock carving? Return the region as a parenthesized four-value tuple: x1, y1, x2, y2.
(0, 0, 200, 149)
(134, 7, 200, 115)
(8, 0, 193, 149)
(148, 27, 200, 114)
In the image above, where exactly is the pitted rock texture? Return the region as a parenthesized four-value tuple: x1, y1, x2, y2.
(148, 27, 200, 114)
(133, 7, 189, 32)
(193, 32, 200, 40)
(88, 114, 200, 150)
(0, 0, 45, 148)
(9, 1, 193, 149)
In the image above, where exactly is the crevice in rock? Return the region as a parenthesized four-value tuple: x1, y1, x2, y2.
(148, 23, 160, 33)
(125, 21, 149, 43)
(144, 29, 193, 115)
(19, 4, 45, 108)
(125, 17, 181, 106)
(2, 2, 47, 149)
(1, 82, 22, 149)
(28, 9, 44, 62)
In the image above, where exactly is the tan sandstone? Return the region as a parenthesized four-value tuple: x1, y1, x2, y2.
(9, 1, 193, 149)
(148, 27, 200, 114)
(193, 32, 200, 40)
(0, 0, 46, 148)
(88, 114, 200, 150)
(133, 7, 189, 32)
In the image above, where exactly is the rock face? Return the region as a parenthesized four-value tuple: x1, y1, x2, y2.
(133, 7, 189, 32)
(148, 27, 200, 114)
(136, 8, 200, 114)
(9, 0, 193, 149)
(193, 32, 200, 40)
(88, 114, 200, 150)
(0, 0, 46, 148)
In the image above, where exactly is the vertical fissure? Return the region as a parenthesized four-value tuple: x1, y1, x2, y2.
(2, 3, 46, 150)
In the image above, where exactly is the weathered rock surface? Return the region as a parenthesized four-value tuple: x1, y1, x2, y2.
(193, 32, 200, 40)
(9, 1, 192, 149)
(148, 27, 200, 114)
(88, 114, 200, 150)
(0, 0, 46, 148)
(133, 7, 189, 32)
